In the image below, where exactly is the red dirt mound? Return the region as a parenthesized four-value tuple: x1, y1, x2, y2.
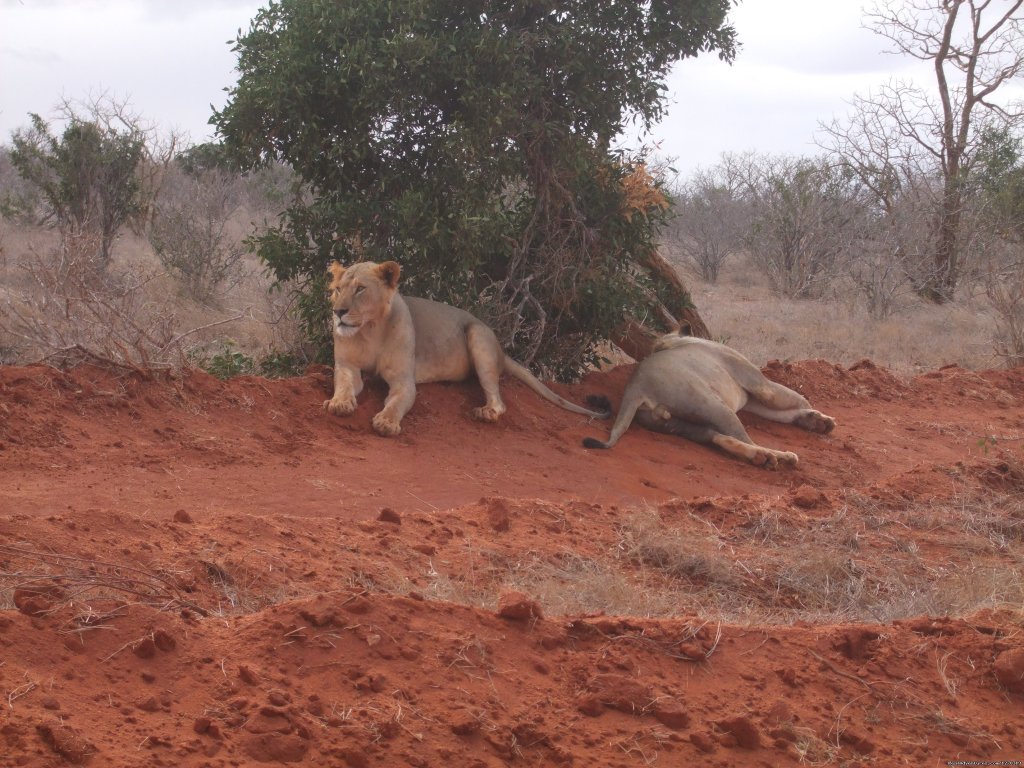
(2, 360, 1023, 766)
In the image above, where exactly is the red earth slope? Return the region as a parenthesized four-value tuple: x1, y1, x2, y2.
(1, 360, 1023, 766)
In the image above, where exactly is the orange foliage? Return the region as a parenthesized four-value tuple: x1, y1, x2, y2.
(620, 163, 669, 222)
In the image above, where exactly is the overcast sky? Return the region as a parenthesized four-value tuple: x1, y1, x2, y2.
(1, 1, 936, 177)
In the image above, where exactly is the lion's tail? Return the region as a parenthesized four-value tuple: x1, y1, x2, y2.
(503, 359, 610, 419)
(581, 394, 643, 450)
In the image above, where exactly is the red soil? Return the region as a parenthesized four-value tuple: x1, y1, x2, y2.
(1, 359, 1023, 767)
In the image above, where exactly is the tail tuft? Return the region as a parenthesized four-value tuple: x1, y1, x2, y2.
(585, 394, 613, 419)
(582, 437, 609, 450)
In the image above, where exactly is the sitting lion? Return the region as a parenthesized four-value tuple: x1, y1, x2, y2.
(323, 259, 610, 436)
(583, 331, 835, 468)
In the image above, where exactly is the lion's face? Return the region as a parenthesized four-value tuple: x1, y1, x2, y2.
(327, 260, 402, 337)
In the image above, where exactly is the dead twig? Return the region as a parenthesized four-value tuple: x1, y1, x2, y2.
(0, 544, 208, 616)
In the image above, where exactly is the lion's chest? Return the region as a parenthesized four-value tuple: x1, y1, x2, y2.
(332, 333, 377, 371)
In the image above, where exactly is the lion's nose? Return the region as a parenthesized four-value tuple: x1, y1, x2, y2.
(334, 309, 347, 318)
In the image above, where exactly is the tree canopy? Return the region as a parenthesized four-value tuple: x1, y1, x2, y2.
(214, 0, 737, 376)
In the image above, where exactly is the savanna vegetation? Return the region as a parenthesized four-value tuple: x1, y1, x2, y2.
(1, 0, 1022, 376)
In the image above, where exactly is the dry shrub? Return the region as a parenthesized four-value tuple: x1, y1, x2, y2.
(688, 254, 997, 372)
(503, 553, 672, 617)
(846, 473, 1024, 549)
(149, 167, 246, 305)
(0, 543, 205, 624)
(0, 230, 245, 371)
(830, 481, 1024, 620)
(368, 483, 1024, 624)
(766, 547, 868, 617)
(663, 165, 746, 283)
(922, 564, 1024, 617)
(986, 255, 1024, 367)
(201, 559, 295, 616)
(411, 546, 680, 617)
(620, 163, 669, 221)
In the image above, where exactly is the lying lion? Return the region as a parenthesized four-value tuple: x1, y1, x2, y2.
(583, 331, 835, 468)
(323, 259, 610, 436)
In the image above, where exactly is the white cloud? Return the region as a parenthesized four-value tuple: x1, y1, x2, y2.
(0, 0, 965, 176)
(1, 1, 259, 142)
(729, 0, 881, 74)
(642, 0, 927, 174)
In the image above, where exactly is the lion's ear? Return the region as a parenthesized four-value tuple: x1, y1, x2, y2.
(327, 260, 346, 282)
(376, 261, 401, 289)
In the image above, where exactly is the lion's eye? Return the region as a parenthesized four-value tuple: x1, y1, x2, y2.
(355, 285, 366, 295)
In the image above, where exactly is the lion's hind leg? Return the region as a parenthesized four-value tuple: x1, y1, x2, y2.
(641, 407, 798, 469)
(466, 324, 506, 422)
(741, 398, 835, 434)
(710, 434, 798, 469)
(731, 364, 835, 434)
(791, 409, 836, 434)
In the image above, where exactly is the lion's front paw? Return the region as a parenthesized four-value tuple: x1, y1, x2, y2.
(749, 448, 778, 470)
(796, 410, 836, 434)
(372, 412, 402, 437)
(750, 447, 799, 470)
(471, 405, 504, 423)
(324, 396, 357, 416)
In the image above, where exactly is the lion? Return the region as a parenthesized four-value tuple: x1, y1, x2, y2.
(323, 259, 610, 436)
(582, 331, 835, 468)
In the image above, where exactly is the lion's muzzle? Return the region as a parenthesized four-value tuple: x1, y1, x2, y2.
(333, 312, 361, 337)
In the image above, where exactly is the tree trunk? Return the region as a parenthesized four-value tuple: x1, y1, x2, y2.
(611, 248, 711, 361)
(934, 186, 962, 303)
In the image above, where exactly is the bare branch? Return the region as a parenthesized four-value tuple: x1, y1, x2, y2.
(827, 0, 1024, 302)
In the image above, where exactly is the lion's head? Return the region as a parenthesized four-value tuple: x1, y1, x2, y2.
(652, 325, 694, 353)
(326, 260, 402, 337)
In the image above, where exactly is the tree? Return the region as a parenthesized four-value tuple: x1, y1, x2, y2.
(666, 164, 747, 284)
(972, 126, 1024, 366)
(821, 0, 1024, 302)
(149, 164, 246, 305)
(213, 0, 736, 376)
(974, 125, 1024, 243)
(731, 153, 858, 299)
(10, 112, 145, 269)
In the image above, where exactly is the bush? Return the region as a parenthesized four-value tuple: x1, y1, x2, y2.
(197, 343, 256, 379)
(665, 165, 746, 283)
(737, 154, 857, 299)
(149, 166, 245, 304)
(193, 342, 308, 380)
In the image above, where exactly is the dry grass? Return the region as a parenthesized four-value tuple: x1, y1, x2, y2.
(1, 204, 1008, 374)
(5, 483, 1018, 626)
(616, 510, 737, 586)
(686, 254, 999, 373)
(0, 543, 208, 621)
(0, 214, 302, 368)
(200, 557, 301, 617)
(367, 480, 1024, 625)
